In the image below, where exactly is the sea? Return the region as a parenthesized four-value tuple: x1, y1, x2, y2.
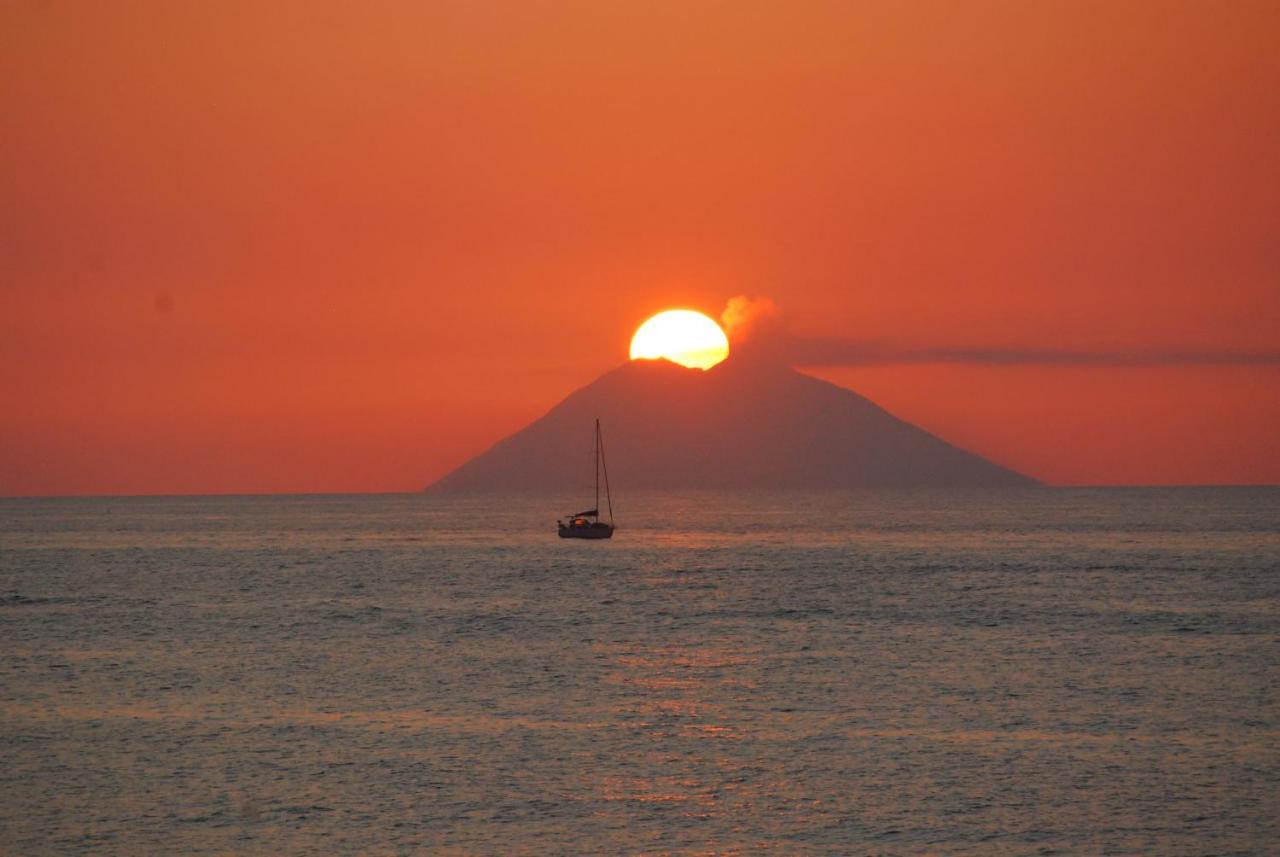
(1, 488, 1276, 855)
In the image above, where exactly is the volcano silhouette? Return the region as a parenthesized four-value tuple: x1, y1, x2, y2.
(427, 355, 1035, 491)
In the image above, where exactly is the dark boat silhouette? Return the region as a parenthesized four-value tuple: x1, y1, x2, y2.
(558, 419, 615, 539)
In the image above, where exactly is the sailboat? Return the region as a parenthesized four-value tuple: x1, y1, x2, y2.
(558, 419, 615, 539)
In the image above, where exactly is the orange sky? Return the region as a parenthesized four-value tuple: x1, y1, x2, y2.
(2, 1, 1278, 495)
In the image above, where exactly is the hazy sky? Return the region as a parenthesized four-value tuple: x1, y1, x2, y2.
(3, 1, 1278, 494)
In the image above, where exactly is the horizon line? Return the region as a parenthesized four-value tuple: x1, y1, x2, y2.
(3, 484, 1279, 501)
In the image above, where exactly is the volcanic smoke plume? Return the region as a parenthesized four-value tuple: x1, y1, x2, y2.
(720, 296, 786, 362)
(720, 296, 1280, 369)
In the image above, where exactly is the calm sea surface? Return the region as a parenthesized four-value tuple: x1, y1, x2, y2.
(1, 489, 1276, 855)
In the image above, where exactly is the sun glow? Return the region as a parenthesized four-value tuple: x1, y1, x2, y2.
(629, 309, 730, 370)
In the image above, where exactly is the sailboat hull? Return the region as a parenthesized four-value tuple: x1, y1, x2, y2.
(558, 523, 614, 539)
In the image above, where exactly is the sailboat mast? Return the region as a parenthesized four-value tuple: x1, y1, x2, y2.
(599, 421, 613, 526)
(594, 418, 600, 518)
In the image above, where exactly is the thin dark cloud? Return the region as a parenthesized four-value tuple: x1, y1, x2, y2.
(789, 339, 1280, 367)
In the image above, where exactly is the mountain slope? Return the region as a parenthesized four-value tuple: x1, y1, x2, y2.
(427, 357, 1036, 491)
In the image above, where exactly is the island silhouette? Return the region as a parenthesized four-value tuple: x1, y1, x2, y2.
(427, 352, 1035, 491)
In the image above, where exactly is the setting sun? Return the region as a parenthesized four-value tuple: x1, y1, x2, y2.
(629, 310, 730, 370)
